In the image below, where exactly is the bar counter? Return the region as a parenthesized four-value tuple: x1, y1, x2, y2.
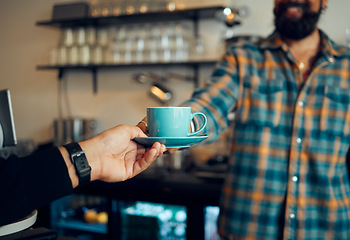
(75, 168, 225, 240)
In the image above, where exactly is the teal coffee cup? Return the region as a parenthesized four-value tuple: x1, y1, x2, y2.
(147, 107, 207, 138)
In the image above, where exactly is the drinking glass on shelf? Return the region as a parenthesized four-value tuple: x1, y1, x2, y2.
(148, 24, 161, 62)
(125, 0, 136, 15)
(105, 41, 120, 64)
(91, 45, 104, 64)
(139, 0, 149, 13)
(135, 26, 146, 62)
(160, 48, 171, 62)
(112, 48, 122, 63)
(174, 24, 184, 60)
(190, 36, 205, 61)
(97, 28, 109, 47)
(132, 0, 143, 14)
(90, 0, 102, 17)
(116, 25, 127, 41)
(75, 27, 86, 46)
(142, 24, 151, 50)
(168, 0, 186, 10)
(149, 49, 158, 62)
(135, 50, 143, 63)
(111, 0, 123, 16)
(123, 33, 134, 64)
(167, 22, 176, 49)
(159, 24, 172, 62)
(139, 24, 150, 62)
(175, 23, 192, 61)
(62, 28, 74, 47)
(160, 24, 170, 50)
(166, 0, 175, 12)
(110, 34, 125, 64)
(79, 44, 91, 65)
(101, 0, 113, 17)
(86, 27, 97, 46)
(67, 45, 79, 65)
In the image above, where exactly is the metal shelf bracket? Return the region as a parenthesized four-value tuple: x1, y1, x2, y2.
(92, 68, 97, 94)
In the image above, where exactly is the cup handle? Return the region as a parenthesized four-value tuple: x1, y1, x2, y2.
(188, 112, 207, 137)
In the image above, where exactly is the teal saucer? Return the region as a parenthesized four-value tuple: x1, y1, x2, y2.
(133, 135, 208, 148)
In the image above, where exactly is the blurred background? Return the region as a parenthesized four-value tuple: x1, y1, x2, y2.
(1, 1, 350, 239)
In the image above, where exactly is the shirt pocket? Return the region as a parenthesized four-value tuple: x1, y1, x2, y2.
(239, 77, 283, 128)
(320, 85, 350, 137)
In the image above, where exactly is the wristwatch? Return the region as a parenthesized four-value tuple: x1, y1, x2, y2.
(63, 142, 91, 185)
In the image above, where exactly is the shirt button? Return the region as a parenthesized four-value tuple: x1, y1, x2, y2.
(296, 138, 302, 144)
(298, 101, 304, 107)
(329, 57, 334, 63)
(292, 176, 298, 182)
(290, 213, 296, 219)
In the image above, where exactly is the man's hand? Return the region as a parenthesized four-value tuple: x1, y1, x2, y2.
(67, 125, 166, 186)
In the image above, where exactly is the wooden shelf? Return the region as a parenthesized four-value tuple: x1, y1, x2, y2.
(36, 60, 217, 70)
(36, 60, 217, 93)
(36, 6, 227, 28)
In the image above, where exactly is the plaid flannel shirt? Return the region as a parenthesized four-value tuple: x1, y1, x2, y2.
(183, 30, 350, 239)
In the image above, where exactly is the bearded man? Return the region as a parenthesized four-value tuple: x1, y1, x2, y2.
(139, 0, 350, 239)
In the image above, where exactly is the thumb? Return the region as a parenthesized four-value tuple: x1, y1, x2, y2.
(129, 126, 148, 139)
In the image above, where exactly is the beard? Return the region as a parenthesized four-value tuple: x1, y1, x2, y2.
(273, 1, 321, 40)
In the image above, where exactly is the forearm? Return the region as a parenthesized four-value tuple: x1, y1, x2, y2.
(180, 55, 240, 142)
(58, 146, 79, 188)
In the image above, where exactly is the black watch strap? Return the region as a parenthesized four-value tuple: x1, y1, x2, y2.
(63, 142, 91, 186)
